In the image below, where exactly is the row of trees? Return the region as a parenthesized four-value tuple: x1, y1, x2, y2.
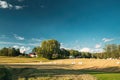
(33, 39, 120, 59)
(94, 44, 120, 59)
(1, 39, 120, 59)
(32, 39, 93, 59)
(0, 47, 21, 57)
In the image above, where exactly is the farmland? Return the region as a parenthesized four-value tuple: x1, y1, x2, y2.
(0, 56, 120, 80)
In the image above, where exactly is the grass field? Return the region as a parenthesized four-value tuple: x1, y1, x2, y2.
(0, 56, 48, 63)
(94, 73, 120, 80)
(0, 56, 120, 80)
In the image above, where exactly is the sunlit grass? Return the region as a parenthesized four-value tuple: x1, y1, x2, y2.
(80, 70, 120, 80)
(0, 56, 48, 63)
(94, 73, 120, 80)
(1, 56, 120, 80)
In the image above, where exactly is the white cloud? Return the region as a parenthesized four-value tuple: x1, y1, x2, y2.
(0, 0, 13, 9)
(80, 47, 103, 53)
(0, 41, 12, 44)
(14, 34, 24, 40)
(60, 43, 64, 48)
(0, 0, 8, 8)
(95, 44, 101, 48)
(0, 41, 40, 47)
(28, 38, 42, 46)
(28, 43, 40, 46)
(13, 45, 19, 49)
(102, 38, 114, 42)
(60, 41, 82, 51)
(8, 4, 13, 8)
(32, 38, 42, 42)
(80, 47, 90, 52)
(0, 41, 25, 45)
(20, 46, 26, 53)
(91, 48, 103, 53)
(0, 0, 25, 10)
(13, 45, 31, 53)
(20, 46, 30, 53)
(15, 5, 23, 10)
(60, 43, 73, 50)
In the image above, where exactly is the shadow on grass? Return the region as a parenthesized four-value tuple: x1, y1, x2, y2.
(0, 64, 120, 80)
(83, 66, 120, 73)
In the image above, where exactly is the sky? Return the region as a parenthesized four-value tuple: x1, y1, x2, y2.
(0, 0, 120, 53)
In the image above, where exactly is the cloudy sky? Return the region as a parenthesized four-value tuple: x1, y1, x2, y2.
(0, 0, 120, 53)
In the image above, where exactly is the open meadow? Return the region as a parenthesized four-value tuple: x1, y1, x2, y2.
(0, 56, 120, 80)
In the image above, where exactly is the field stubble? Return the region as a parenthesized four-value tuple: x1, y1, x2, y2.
(0, 56, 120, 80)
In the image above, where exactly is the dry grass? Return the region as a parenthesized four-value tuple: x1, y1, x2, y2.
(49, 58, 120, 71)
(0, 56, 48, 63)
(1, 56, 120, 80)
(0, 56, 120, 71)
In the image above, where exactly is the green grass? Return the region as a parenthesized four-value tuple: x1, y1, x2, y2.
(94, 73, 120, 80)
(80, 70, 120, 80)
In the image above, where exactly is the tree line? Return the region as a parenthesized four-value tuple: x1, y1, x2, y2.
(0, 47, 21, 57)
(93, 44, 120, 59)
(0, 39, 120, 59)
(32, 39, 94, 59)
(32, 40, 120, 59)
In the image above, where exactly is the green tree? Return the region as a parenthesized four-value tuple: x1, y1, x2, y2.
(0, 47, 21, 57)
(8, 48, 12, 56)
(103, 44, 120, 59)
(60, 48, 70, 58)
(0, 47, 8, 56)
(32, 47, 38, 53)
(68, 49, 81, 58)
(118, 45, 120, 58)
(40, 39, 61, 59)
(81, 52, 91, 58)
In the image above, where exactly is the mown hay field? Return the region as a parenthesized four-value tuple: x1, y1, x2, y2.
(0, 56, 120, 80)
(0, 56, 48, 63)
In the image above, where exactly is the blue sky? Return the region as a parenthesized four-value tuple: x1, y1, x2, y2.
(0, 0, 120, 53)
